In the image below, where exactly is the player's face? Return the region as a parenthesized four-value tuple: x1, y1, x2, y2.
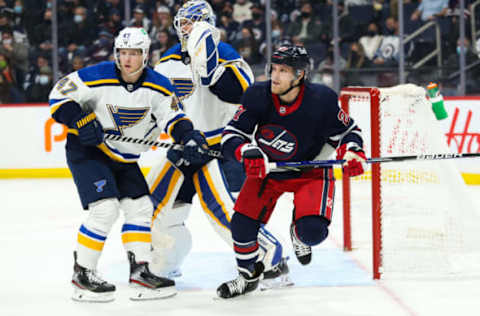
(270, 63, 297, 95)
(118, 49, 143, 75)
(180, 19, 193, 36)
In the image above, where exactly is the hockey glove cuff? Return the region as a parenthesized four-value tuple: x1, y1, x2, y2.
(73, 112, 104, 146)
(237, 143, 270, 179)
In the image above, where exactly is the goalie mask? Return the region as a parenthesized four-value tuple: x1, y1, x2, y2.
(174, 0, 216, 51)
(114, 27, 151, 75)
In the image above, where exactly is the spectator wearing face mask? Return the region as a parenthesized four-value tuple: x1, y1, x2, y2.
(359, 22, 383, 61)
(218, 3, 240, 44)
(0, 28, 28, 88)
(286, 3, 322, 46)
(233, 26, 262, 65)
(242, 3, 266, 43)
(62, 6, 97, 64)
(23, 54, 53, 102)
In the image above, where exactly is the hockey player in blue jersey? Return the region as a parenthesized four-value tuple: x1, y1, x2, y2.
(147, 0, 290, 288)
(217, 44, 367, 298)
(49, 27, 209, 302)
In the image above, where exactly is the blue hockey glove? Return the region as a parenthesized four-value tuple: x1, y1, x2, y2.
(73, 112, 104, 146)
(180, 130, 210, 165)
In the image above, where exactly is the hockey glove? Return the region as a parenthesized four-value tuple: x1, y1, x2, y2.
(235, 143, 270, 179)
(180, 130, 210, 165)
(337, 144, 367, 177)
(73, 112, 104, 146)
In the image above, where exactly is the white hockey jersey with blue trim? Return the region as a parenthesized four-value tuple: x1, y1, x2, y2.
(49, 61, 188, 162)
(154, 43, 254, 146)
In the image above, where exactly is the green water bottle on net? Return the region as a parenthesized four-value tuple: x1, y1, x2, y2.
(426, 82, 448, 120)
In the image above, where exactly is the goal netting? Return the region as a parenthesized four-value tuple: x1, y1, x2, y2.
(340, 84, 480, 279)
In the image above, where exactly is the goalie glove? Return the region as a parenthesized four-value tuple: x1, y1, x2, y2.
(235, 143, 270, 179)
(186, 21, 221, 86)
(337, 143, 367, 177)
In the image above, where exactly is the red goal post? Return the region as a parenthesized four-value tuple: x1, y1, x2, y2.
(340, 87, 382, 279)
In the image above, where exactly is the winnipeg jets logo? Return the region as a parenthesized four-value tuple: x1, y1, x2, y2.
(256, 125, 297, 160)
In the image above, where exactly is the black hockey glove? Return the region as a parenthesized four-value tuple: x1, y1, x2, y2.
(179, 130, 210, 165)
(73, 112, 104, 146)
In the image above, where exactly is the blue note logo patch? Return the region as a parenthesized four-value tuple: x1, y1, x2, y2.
(94, 180, 107, 193)
(256, 125, 297, 160)
(105, 105, 149, 136)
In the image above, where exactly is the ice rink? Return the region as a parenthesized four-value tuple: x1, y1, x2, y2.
(2, 178, 480, 316)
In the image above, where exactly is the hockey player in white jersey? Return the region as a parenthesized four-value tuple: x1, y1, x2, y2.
(148, 0, 290, 288)
(49, 27, 210, 302)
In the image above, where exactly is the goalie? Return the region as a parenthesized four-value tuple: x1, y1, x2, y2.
(148, 0, 290, 287)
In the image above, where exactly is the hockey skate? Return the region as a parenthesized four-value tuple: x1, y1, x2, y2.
(290, 223, 312, 265)
(260, 257, 294, 290)
(128, 251, 177, 300)
(217, 262, 264, 299)
(71, 252, 116, 303)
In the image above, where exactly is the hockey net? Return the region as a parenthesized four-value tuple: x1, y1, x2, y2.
(340, 84, 480, 279)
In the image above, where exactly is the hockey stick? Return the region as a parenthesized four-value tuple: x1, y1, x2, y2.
(268, 152, 480, 170)
(104, 134, 223, 158)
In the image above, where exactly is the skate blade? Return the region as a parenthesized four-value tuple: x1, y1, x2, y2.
(71, 287, 115, 303)
(129, 284, 177, 301)
(259, 275, 294, 291)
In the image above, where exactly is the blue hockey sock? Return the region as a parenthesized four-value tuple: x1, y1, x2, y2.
(231, 212, 261, 271)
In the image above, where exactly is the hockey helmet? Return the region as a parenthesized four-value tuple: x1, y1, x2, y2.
(174, 1, 216, 43)
(114, 27, 151, 73)
(267, 44, 311, 80)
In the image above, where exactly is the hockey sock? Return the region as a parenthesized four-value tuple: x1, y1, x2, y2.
(231, 212, 261, 270)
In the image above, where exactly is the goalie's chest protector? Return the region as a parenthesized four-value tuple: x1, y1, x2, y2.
(155, 45, 240, 146)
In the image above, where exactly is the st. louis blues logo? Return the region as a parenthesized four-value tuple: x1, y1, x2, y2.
(256, 125, 298, 160)
(94, 179, 107, 193)
(171, 78, 194, 101)
(105, 105, 149, 136)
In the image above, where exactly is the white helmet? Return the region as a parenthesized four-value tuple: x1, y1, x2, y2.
(114, 27, 151, 74)
(174, 1, 216, 50)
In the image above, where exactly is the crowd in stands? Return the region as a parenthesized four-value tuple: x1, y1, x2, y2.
(1, 0, 479, 103)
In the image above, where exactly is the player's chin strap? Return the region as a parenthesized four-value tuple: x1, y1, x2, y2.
(278, 74, 304, 97)
(103, 134, 223, 158)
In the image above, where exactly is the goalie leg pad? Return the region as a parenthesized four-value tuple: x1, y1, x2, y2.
(257, 227, 284, 272)
(77, 198, 120, 269)
(147, 158, 185, 222)
(120, 195, 154, 263)
(151, 202, 192, 277)
(193, 160, 236, 244)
